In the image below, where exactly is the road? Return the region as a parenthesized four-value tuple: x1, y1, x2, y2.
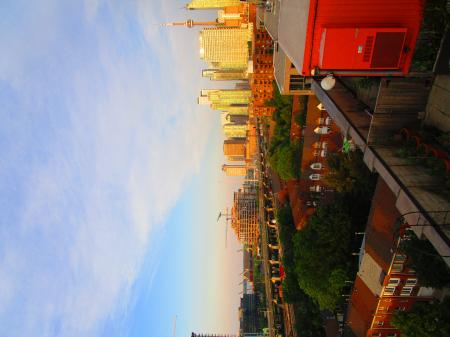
(256, 121, 276, 337)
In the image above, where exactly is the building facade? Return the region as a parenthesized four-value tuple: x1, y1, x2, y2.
(199, 89, 252, 108)
(346, 179, 434, 337)
(250, 27, 275, 118)
(222, 164, 247, 176)
(223, 139, 246, 158)
(186, 0, 242, 10)
(202, 68, 249, 81)
(231, 187, 259, 247)
(199, 25, 253, 70)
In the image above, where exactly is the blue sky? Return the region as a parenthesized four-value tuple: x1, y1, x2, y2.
(0, 1, 242, 336)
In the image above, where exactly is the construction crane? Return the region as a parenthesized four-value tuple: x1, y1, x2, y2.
(217, 208, 232, 248)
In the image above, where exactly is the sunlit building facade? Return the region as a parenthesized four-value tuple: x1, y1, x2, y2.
(199, 25, 253, 69)
(202, 68, 248, 81)
(199, 89, 252, 107)
(222, 164, 247, 177)
(186, 0, 242, 10)
(223, 124, 247, 139)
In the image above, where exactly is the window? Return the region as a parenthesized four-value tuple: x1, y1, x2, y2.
(289, 75, 306, 91)
(309, 185, 322, 192)
(392, 263, 404, 273)
(309, 174, 321, 181)
(310, 163, 322, 170)
(321, 141, 328, 149)
(388, 278, 400, 286)
(313, 141, 322, 149)
(376, 321, 384, 327)
(321, 149, 327, 157)
(325, 117, 332, 125)
(314, 126, 330, 134)
(394, 254, 407, 262)
(384, 287, 396, 295)
(313, 150, 320, 157)
(405, 278, 417, 286)
(317, 103, 326, 111)
(401, 286, 413, 296)
(317, 117, 325, 124)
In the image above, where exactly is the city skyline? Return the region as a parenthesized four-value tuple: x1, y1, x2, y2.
(0, 1, 244, 336)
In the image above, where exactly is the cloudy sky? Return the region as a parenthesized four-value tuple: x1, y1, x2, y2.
(0, 1, 242, 336)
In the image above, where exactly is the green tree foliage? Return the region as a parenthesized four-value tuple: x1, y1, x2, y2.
(266, 83, 300, 180)
(392, 297, 450, 337)
(276, 204, 325, 336)
(324, 150, 376, 196)
(399, 231, 450, 288)
(269, 140, 300, 181)
(293, 200, 353, 310)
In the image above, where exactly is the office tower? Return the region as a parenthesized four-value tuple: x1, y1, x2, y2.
(211, 104, 248, 115)
(223, 139, 246, 159)
(222, 164, 247, 177)
(202, 69, 248, 81)
(199, 25, 253, 69)
(223, 124, 247, 139)
(198, 89, 251, 107)
(186, 0, 242, 10)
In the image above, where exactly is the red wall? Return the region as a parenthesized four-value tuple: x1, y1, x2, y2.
(303, 0, 425, 75)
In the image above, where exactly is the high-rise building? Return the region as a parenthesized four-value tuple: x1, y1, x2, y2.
(199, 89, 251, 107)
(199, 25, 253, 69)
(223, 124, 247, 139)
(223, 139, 246, 159)
(202, 69, 248, 81)
(191, 334, 236, 337)
(231, 187, 259, 247)
(211, 104, 248, 115)
(186, 0, 242, 10)
(222, 164, 247, 176)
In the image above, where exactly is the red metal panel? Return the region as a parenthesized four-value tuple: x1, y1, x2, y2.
(319, 28, 407, 70)
(302, 0, 425, 76)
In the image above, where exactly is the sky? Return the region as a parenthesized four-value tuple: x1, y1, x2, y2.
(0, 1, 243, 337)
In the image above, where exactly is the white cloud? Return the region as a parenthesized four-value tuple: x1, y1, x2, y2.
(0, 0, 214, 336)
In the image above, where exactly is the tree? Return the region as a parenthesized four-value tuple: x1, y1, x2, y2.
(324, 150, 376, 196)
(399, 231, 450, 288)
(292, 200, 353, 310)
(392, 297, 450, 337)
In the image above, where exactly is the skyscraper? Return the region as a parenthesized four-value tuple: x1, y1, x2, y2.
(223, 139, 246, 160)
(223, 124, 247, 139)
(199, 25, 253, 69)
(222, 164, 247, 177)
(202, 68, 248, 81)
(186, 0, 242, 10)
(198, 89, 251, 107)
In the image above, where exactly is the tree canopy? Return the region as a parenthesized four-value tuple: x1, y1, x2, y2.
(399, 231, 450, 288)
(324, 150, 376, 196)
(292, 200, 353, 310)
(392, 297, 450, 337)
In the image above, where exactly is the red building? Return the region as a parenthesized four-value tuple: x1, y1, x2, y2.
(347, 179, 433, 337)
(277, 0, 425, 76)
(249, 27, 276, 118)
(288, 95, 342, 230)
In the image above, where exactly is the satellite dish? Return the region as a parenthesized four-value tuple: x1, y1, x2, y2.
(320, 74, 336, 91)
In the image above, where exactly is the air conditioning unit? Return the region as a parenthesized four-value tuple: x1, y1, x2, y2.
(318, 27, 408, 70)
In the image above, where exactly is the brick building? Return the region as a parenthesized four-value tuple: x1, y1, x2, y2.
(346, 179, 434, 337)
(249, 26, 275, 118)
(289, 96, 342, 230)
